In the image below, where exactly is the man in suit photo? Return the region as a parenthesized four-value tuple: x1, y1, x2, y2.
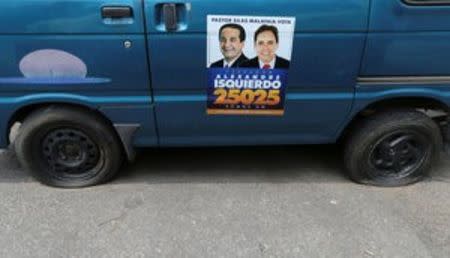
(241, 25, 290, 70)
(210, 24, 249, 68)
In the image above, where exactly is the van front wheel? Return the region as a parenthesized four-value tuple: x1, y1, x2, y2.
(14, 106, 123, 188)
(344, 110, 442, 187)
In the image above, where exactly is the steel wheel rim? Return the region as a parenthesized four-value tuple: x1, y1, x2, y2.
(41, 128, 102, 179)
(368, 130, 430, 179)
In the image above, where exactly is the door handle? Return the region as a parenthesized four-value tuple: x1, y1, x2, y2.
(101, 6, 133, 19)
(155, 3, 188, 32)
(163, 4, 178, 31)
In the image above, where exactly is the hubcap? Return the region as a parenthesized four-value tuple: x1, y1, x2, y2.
(42, 129, 100, 176)
(369, 131, 429, 179)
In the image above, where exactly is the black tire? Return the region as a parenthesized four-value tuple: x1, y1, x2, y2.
(344, 109, 442, 187)
(14, 106, 124, 188)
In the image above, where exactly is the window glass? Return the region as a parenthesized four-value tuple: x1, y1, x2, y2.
(404, 0, 450, 5)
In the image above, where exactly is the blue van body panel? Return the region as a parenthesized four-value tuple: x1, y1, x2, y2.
(145, 0, 369, 33)
(362, 33, 450, 76)
(368, 0, 450, 32)
(148, 33, 365, 146)
(153, 91, 354, 146)
(0, 0, 145, 34)
(0, 93, 157, 148)
(352, 84, 450, 122)
(0, 35, 151, 91)
(334, 84, 450, 139)
(362, 0, 450, 76)
(354, 85, 450, 106)
(0, 0, 156, 148)
(0, 0, 450, 149)
(147, 33, 366, 91)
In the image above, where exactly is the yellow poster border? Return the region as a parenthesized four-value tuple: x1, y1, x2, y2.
(207, 109, 284, 116)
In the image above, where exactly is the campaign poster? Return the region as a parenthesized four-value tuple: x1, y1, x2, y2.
(207, 15, 296, 115)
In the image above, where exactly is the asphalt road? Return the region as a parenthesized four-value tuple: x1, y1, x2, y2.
(0, 145, 449, 258)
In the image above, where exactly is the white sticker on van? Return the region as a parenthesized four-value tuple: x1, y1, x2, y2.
(207, 15, 296, 116)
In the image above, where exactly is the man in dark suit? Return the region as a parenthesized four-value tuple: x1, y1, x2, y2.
(240, 25, 290, 69)
(210, 24, 248, 68)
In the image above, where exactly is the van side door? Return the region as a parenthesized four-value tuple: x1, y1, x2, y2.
(144, 0, 370, 146)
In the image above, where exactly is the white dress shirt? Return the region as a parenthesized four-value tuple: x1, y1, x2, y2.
(259, 57, 276, 69)
(223, 55, 242, 68)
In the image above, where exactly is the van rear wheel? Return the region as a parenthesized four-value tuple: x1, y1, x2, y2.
(14, 106, 123, 188)
(344, 109, 442, 186)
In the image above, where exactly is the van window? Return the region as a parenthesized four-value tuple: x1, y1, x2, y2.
(404, 0, 450, 5)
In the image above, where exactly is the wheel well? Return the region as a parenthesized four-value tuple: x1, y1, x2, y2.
(7, 102, 117, 145)
(338, 97, 449, 143)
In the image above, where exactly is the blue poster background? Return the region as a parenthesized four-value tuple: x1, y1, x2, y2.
(207, 68, 288, 115)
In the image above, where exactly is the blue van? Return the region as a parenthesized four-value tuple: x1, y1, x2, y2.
(1, 0, 450, 187)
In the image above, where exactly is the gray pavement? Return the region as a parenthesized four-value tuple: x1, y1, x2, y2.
(0, 145, 449, 258)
